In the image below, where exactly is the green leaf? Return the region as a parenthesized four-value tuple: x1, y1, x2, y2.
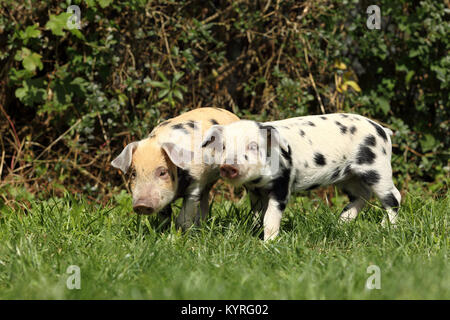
(15, 83, 29, 100)
(157, 71, 168, 82)
(15, 79, 47, 106)
(97, 0, 113, 8)
(420, 134, 438, 153)
(19, 24, 41, 44)
(375, 97, 390, 115)
(173, 89, 183, 101)
(149, 81, 167, 89)
(158, 88, 170, 99)
(22, 52, 43, 72)
(70, 28, 86, 41)
(173, 72, 184, 82)
(405, 70, 415, 85)
(15, 48, 43, 72)
(45, 13, 71, 36)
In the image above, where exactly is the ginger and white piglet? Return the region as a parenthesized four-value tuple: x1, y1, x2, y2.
(112, 107, 239, 229)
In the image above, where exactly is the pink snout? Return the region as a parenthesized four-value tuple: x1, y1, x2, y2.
(220, 164, 239, 179)
(133, 198, 156, 215)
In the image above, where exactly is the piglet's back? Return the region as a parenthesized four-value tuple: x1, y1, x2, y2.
(151, 107, 239, 140)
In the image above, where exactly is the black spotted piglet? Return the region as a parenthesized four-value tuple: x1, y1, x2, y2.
(201, 114, 401, 241)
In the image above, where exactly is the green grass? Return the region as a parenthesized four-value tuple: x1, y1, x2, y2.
(0, 190, 448, 299)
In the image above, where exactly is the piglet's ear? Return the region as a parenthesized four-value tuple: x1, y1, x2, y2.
(201, 125, 223, 148)
(111, 141, 139, 174)
(161, 142, 194, 170)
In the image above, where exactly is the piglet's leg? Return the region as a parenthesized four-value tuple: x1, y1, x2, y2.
(198, 184, 214, 222)
(176, 182, 204, 230)
(263, 198, 284, 241)
(249, 189, 269, 227)
(177, 181, 214, 230)
(177, 197, 198, 230)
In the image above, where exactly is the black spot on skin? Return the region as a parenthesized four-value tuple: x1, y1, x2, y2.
(382, 192, 400, 211)
(257, 123, 275, 132)
(250, 177, 262, 184)
(340, 114, 349, 118)
(186, 120, 197, 129)
(343, 155, 347, 160)
(210, 119, 219, 125)
(359, 170, 380, 186)
(159, 120, 171, 127)
(341, 203, 353, 213)
(350, 126, 357, 134)
(281, 145, 292, 165)
(320, 116, 327, 120)
(356, 146, 376, 165)
(299, 129, 305, 137)
(306, 121, 316, 127)
(335, 121, 348, 134)
(201, 135, 216, 148)
(172, 123, 188, 133)
(149, 132, 156, 139)
(176, 168, 192, 197)
(306, 184, 320, 191)
(343, 165, 352, 176)
(364, 134, 377, 147)
(367, 120, 388, 142)
(304, 161, 309, 168)
(313, 152, 326, 166)
(308, 138, 312, 145)
(382, 147, 387, 155)
(244, 155, 248, 161)
(269, 165, 291, 211)
(331, 167, 341, 180)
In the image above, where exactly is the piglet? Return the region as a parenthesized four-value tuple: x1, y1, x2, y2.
(202, 113, 401, 241)
(111, 107, 239, 229)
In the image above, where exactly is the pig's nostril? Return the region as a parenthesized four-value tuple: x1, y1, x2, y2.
(220, 165, 239, 179)
(133, 204, 154, 215)
(220, 167, 228, 177)
(229, 167, 238, 178)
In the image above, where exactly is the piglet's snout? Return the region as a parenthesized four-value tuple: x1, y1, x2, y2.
(220, 164, 239, 179)
(133, 198, 155, 215)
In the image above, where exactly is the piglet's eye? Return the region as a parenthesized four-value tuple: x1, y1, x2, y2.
(248, 141, 259, 151)
(156, 167, 169, 178)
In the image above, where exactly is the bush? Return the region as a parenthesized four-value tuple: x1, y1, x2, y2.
(0, 0, 448, 202)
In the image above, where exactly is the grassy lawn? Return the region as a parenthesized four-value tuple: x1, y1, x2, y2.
(0, 190, 448, 299)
